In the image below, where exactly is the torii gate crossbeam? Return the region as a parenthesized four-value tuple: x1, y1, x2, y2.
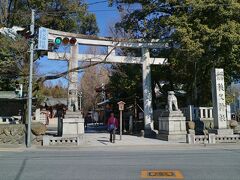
(47, 28, 167, 135)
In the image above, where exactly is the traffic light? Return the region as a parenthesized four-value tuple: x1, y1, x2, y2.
(54, 37, 77, 46)
(15, 84, 23, 98)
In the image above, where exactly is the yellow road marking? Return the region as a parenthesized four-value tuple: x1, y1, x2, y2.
(141, 170, 184, 179)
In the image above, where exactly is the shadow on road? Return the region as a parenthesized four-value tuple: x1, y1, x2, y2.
(97, 140, 109, 145)
(14, 158, 28, 180)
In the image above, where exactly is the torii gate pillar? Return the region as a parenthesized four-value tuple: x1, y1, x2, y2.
(68, 44, 79, 111)
(142, 48, 154, 134)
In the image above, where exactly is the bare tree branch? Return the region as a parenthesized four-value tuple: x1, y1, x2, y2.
(36, 43, 119, 83)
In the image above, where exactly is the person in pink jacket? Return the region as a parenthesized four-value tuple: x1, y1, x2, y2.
(107, 112, 119, 143)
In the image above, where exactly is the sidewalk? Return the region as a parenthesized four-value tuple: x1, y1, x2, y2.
(1, 124, 240, 151)
(1, 133, 240, 151)
(0, 144, 26, 152)
(0, 133, 179, 152)
(84, 133, 176, 147)
(83, 124, 179, 147)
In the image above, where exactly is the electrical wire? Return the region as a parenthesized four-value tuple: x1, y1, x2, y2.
(5, 2, 239, 15)
(86, 0, 108, 6)
(38, 3, 240, 15)
(39, 9, 121, 16)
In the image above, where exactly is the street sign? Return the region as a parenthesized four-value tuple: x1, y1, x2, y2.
(117, 101, 125, 111)
(38, 27, 48, 50)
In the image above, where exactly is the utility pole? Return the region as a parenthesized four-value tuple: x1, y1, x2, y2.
(27, 9, 35, 148)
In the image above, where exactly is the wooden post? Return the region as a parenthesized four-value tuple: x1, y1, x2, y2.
(120, 110, 122, 140)
(117, 101, 125, 141)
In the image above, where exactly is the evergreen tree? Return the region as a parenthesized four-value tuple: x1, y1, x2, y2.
(109, 0, 240, 106)
(0, 0, 99, 91)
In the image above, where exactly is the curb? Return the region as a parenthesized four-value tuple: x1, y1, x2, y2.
(0, 142, 238, 152)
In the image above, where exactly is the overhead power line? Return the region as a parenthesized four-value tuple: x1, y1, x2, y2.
(41, 9, 121, 15)
(6, 3, 239, 15)
(86, 0, 108, 6)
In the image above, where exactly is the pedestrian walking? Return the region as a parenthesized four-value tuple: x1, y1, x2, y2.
(56, 104, 64, 136)
(107, 112, 119, 143)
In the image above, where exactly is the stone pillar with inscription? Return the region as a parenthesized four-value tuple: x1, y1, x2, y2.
(142, 48, 154, 136)
(211, 68, 233, 135)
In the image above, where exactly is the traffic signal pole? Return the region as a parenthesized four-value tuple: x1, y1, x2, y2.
(27, 9, 35, 148)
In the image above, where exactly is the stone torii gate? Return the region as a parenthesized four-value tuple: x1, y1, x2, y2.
(47, 29, 167, 134)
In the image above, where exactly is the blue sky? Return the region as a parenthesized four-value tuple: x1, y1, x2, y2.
(37, 0, 121, 86)
(87, 0, 121, 36)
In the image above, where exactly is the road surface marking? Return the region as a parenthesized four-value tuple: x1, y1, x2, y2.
(141, 170, 184, 179)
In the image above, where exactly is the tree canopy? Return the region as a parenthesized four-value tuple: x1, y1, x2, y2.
(1, 0, 99, 34)
(0, 0, 99, 92)
(109, 0, 240, 106)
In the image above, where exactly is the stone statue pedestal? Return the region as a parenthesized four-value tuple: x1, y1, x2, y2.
(62, 111, 84, 136)
(157, 110, 187, 142)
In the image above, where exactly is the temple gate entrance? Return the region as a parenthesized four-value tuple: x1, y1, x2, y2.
(47, 28, 167, 135)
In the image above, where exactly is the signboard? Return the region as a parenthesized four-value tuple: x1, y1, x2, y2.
(38, 27, 48, 50)
(117, 101, 125, 111)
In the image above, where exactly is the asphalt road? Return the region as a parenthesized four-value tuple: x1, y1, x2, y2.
(0, 145, 240, 180)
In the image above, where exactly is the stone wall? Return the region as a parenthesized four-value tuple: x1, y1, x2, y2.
(0, 124, 25, 144)
(0, 123, 46, 145)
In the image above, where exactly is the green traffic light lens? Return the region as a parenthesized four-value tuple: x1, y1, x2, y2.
(55, 37, 62, 45)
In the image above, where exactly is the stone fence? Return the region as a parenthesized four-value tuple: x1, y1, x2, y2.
(43, 135, 84, 146)
(154, 105, 231, 122)
(154, 105, 235, 136)
(187, 133, 240, 144)
(180, 105, 231, 122)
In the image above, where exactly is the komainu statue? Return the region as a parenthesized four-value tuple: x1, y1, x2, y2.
(167, 91, 178, 111)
